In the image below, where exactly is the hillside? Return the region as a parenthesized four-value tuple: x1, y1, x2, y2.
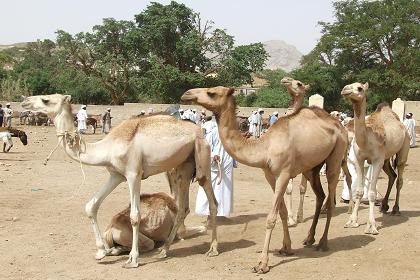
(263, 40, 303, 72)
(0, 42, 29, 51)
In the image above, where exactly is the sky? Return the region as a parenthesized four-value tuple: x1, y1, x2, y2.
(0, 0, 336, 54)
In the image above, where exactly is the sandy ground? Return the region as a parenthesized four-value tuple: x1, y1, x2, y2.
(1, 124, 420, 280)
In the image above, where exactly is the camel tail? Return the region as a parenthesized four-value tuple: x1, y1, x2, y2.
(104, 228, 114, 249)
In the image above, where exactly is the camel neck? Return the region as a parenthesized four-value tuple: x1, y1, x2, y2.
(288, 90, 304, 112)
(54, 104, 108, 166)
(353, 99, 368, 149)
(216, 97, 268, 168)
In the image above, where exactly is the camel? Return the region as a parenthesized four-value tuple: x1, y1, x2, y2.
(280, 77, 311, 226)
(0, 131, 13, 152)
(181, 86, 348, 274)
(21, 94, 219, 268)
(341, 82, 410, 234)
(0, 127, 28, 147)
(104, 192, 206, 255)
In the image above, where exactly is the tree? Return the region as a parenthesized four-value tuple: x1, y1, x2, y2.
(305, 0, 420, 111)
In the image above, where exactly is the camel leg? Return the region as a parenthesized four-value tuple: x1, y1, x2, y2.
(201, 178, 219, 257)
(158, 167, 191, 259)
(285, 179, 297, 226)
(365, 160, 383, 234)
(341, 161, 354, 213)
(302, 167, 324, 246)
(381, 159, 397, 213)
(252, 173, 290, 274)
(317, 154, 342, 251)
(123, 172, 142, 268)
(85, 172, 125, 260)
(297, 175, 308, 223)
(345, 156, 365, 228)
(391, 151, 408, 215)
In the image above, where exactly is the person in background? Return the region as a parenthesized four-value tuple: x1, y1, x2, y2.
(179, 108, 186, 119)
(139, 110, 146, 116)
(192, 108, 198, 124)
(0, 104, 4, 127)
(77, 105, 88, 134)
(4, 103, 13, 128)
(252, 108, 264, 138)
(199, 109, 207, 124)
(403, 113, 416, 147)
(248, 111, 256, 135)
(269, 111, 279, 127)
(196, 122, 236, 219)
(202, 114, 216, 136)
(102, 108, 112, 134)
(147, 107, 154, 115)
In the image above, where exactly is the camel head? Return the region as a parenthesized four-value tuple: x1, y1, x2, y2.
(281, 77, 310, 98)
(21, 94, 71, 116)
(181, 86, 235, 113)
(341, 82, 369, 103)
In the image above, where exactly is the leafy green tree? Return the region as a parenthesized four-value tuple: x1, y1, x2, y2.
(305, 0, 420, 111)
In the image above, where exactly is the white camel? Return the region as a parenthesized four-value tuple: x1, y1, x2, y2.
(21, 94, 218, 268)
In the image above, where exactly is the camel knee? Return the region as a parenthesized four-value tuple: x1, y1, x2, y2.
(130, 211, 140, 226)
(85, 198, 99, 219)
(266, 217, 277, 229)
(355, 191, 364, 199)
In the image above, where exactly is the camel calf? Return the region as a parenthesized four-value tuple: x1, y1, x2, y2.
(104, 192, 206, 255)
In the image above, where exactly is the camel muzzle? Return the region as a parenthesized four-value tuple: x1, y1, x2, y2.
(180, 92, 196, 105)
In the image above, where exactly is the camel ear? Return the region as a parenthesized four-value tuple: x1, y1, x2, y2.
(227, 87, 235, 95)
(305, 84, 311, 91)
(363, 82, 369, 91)
(63, 95, 72, 103)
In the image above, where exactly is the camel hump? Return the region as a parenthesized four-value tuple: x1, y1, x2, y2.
(140, 192, 178, 214)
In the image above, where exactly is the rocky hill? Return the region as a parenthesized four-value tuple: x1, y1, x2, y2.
(263, 40, 303, 72)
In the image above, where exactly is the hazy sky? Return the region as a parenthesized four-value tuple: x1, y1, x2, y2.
(0, 0, 336, 54)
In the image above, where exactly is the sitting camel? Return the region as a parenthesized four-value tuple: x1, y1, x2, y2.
(341, 82, 410, 234)
(21, 94, 218, 268)
(104, 192, 206, 255)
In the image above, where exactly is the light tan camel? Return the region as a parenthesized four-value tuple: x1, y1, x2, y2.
(280, 77, 310, 226)
(181, 86, 348, 274)
(341, 82, 410, 234)
(21, 94, 219, 268)
(104, 192, 206, 255)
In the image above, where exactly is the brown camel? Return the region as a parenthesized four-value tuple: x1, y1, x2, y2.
(104, 192, 206, 255)
(341, 82, 410, 234)
(21, 94, 218, 268)
(181, 86, 348, 274)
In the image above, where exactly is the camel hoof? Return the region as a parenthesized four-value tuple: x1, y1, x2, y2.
(316, 240, 329, 251)
(205, 248, 219, 257)
(390, 209, 401, 216)
(380, 204, 389, 213)
(95, 249, 107, 260)
(278, 247, 294, 256)
(122, 261, 139, 269)
(344, 220, 359, 228)
(302, 236, 315, 246)
(156, 248, 168, 259)
(364, 224, 379, 235)
(252, 263, 270, 274)
(287, 218, 297, 227)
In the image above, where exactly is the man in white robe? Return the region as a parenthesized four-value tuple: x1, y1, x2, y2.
(196, 123, 235, 217)
(77, 105, 88, 134)
(403, 113, 416, 147)
(341, 140, 374, 202)
(248, 111, 256, 134)
(202, 115, 217, 136)
(252, 108, 264, 138)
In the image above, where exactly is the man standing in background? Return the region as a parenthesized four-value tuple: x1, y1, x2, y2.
(4, 103, 13, 128)
(77, 105, 88, 134)
(102, 108, 112, 134)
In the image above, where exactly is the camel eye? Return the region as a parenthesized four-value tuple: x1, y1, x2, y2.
(297, 82, 302, 87)
(357, 87, 363, 92)
(41, 98, 50, 104)
(207, 92, 216, 98)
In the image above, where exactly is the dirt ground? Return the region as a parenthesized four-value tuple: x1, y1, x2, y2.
(1, 124, 419, 280)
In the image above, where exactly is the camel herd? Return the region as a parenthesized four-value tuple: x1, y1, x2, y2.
(18, 78, 410, 274)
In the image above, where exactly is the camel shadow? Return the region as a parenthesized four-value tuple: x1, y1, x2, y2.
(300, 205, 358, 224)
(377, 210, 420, 229)
(269, 234, 375, 270)
(217, 213, 266, 226)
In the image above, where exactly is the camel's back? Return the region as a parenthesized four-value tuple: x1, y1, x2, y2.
(106, 114, 201, 141)
(367, 106, 408, 156)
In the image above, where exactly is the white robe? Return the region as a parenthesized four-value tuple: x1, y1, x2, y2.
(77, 109, 87, 131)
(252, 114, 263, 138)
(403, 118, 416, 147)
(341, 141, 373, 200)
(195, 125, 234, 217)
(202, 119, 217, 136)
(248, 114, 255, 134)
